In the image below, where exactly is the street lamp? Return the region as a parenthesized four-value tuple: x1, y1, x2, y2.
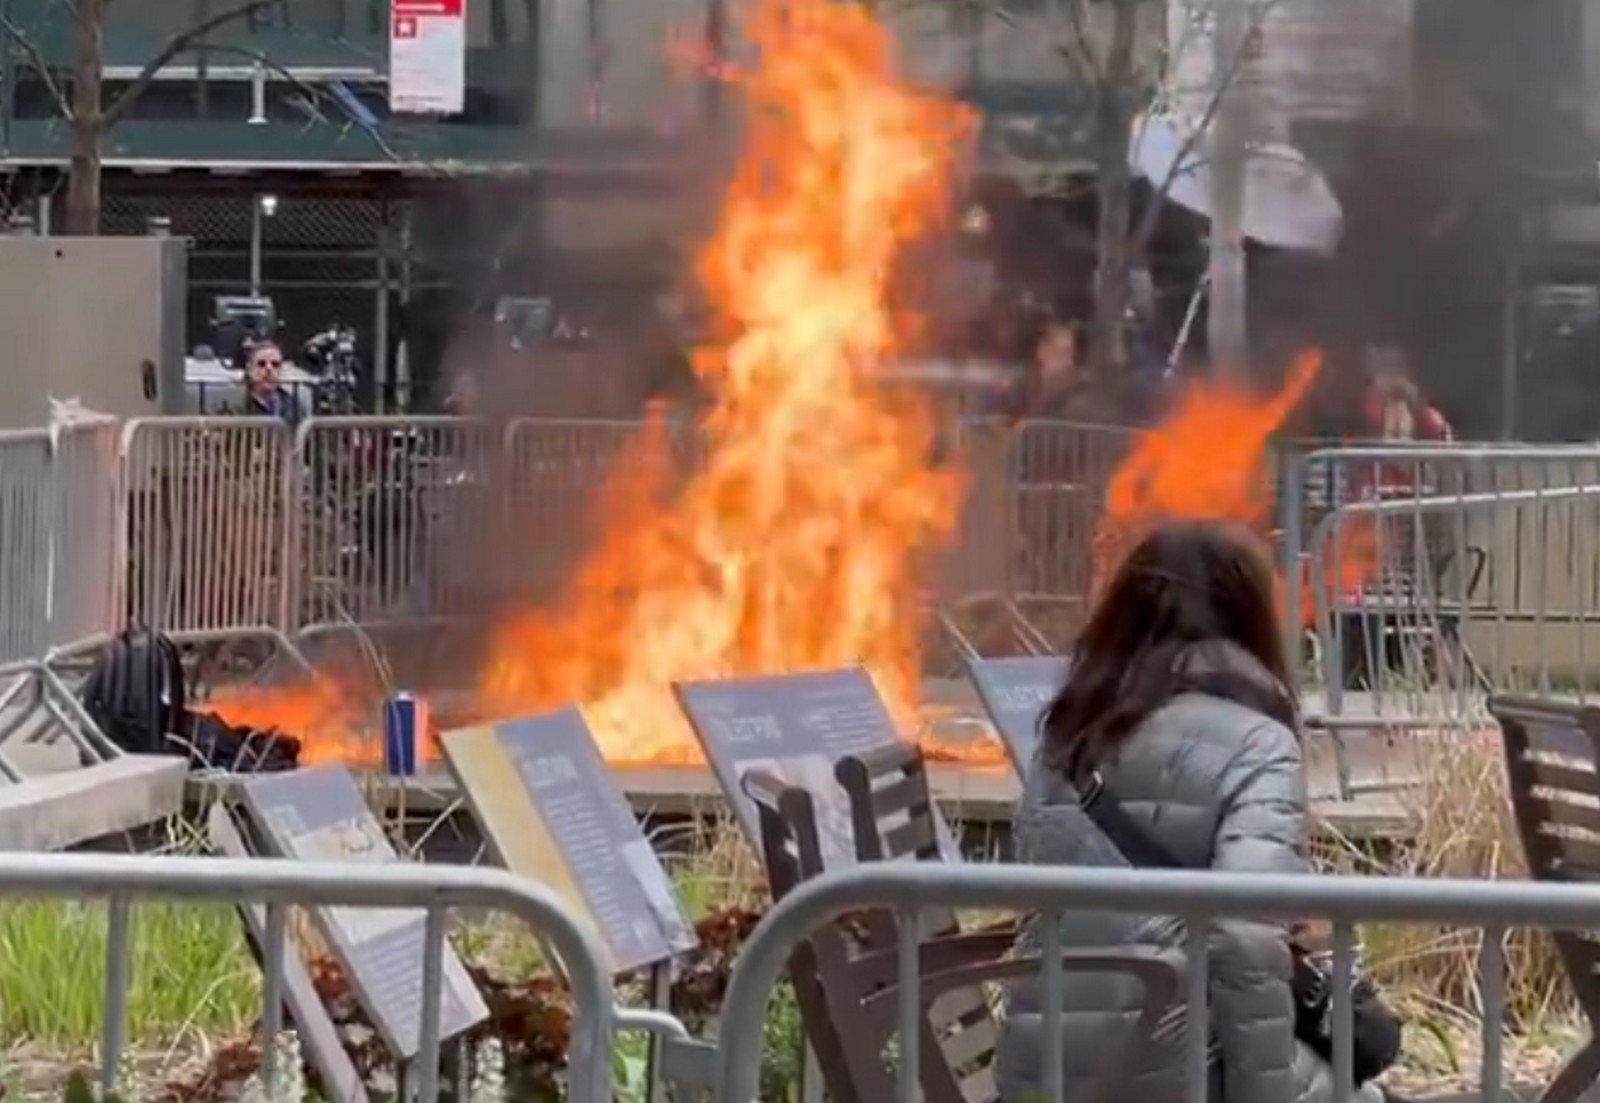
(250, 194, 279, 295)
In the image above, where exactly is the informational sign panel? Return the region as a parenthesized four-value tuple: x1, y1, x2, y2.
(241, 766, 488, 1059)
(964, 656, 1068, 776)
(674, 668, 958, 868)
(389, 0, 466, 116)
(440, 709, 697, 974)
(207, 805, 371, 1103)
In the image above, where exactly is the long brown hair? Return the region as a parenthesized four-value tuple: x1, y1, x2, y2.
(1041, 520, 1293, 779)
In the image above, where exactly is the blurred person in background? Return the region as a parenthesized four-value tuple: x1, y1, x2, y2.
(442, 369, 479, 416)
(1361, 347, 1452, 443)
(1351, 345, 1454, 503)
(997, 521, 1405, 1103)
(995, 317, 1120, 423)
(241, 341, 302, 424)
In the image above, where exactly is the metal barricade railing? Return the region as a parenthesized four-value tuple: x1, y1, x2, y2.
(292, 416, 501, 637)
(0, 430, 56, 667)
(48, 417, 122, 653)
(1289, 444, 1600, 720)
(0, 851, 618, 1103)
(500, 417, 670, 605)
(1007, 419, 1136, 626)
(927, 418, 1060, 662)
(118, 418, 295, 637)
(715, 861, 1597, 1103)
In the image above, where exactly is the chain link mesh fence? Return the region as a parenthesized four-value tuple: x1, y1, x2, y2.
(97, 192, 435, 406)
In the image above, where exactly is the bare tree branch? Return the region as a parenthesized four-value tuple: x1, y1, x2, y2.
(1056, 0, 1104, 86)
(195, 42, 406, 162)
(102, 0, 286, 130)
(0, 12, 73, 119)
(1128, 0, 1282, 257)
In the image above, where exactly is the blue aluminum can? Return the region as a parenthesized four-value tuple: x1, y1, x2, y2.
(383, 693, 429, 776)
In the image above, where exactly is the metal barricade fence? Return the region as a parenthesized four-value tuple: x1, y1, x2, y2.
(715, 861, 1600, 1103)
(930, 419, 1011, 604)
(1008, 420, 1136, 620)
(48, 417, 122, 653)
(1287, 444, 1600, 720)
(500, 417, 677, 606)
(0, 851, 618, 1103)
(292, 417, 501, 637)
(0, 430, 53, 666)
(119, 418, 295, 637)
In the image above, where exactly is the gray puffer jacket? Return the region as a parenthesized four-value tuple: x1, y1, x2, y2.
(995, 644, 1382, 1103)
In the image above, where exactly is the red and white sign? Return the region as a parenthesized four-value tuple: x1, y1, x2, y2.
(389, 0, 465, 116)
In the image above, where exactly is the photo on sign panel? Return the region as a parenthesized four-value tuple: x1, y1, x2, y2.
(737, 754, 858, 867)
(674, 668, 960, 868)
(439, 711, 698, 974)
(240, 766, 489, 1060)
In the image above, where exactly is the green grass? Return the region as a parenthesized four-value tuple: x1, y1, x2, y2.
(0, 813, 773, 1077)
(0, 899, 257, 1055)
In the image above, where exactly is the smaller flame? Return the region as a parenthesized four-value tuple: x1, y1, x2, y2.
(207, 676, 382, 766)
(1102, 351, 1322, 542)
(1093, 351, 1379, 626)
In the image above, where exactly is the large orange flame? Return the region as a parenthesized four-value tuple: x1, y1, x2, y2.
(477, 0, 976, 763)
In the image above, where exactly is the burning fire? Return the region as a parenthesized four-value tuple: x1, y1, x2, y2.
(477, 0, 976, 763)
(210, 0, 979, 769)
(210, 10, 1365, 770)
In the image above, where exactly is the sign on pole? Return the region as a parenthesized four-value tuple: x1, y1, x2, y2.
(390, 0, 466, 116)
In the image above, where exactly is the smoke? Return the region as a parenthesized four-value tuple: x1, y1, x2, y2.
(1253, 0, 1582, 441)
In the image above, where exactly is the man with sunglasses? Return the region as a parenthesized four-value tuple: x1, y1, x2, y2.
(241, 341, 302, 424)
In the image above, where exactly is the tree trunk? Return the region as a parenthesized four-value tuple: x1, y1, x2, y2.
(65, 0, 106, 235)
(1206, 0, 1252, 376)
(1089, 0, 1139, 376)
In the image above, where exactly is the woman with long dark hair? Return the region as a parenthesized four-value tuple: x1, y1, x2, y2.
(996, 520, 1402, 1103)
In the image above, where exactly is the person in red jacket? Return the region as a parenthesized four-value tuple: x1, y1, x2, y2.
(1351, 348, 1453, 501)
(1360, 347, 1452, 444)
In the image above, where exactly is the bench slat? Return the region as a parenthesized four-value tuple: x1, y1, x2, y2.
(1526, 795, 1600, 835)
(870, 773, 929, 819)
(1521, 758, 1600, 799)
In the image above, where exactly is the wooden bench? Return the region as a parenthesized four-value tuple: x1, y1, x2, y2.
(1492, 694, 1600, 1103)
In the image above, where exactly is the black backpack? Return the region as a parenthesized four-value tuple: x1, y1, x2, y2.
(81, 627, 188, 756)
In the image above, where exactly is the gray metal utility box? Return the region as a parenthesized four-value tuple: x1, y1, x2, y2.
(0, 236, 188, 430)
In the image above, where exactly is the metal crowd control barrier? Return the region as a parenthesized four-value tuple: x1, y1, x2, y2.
(500, 417, 665, 604)
(48, 417, 122, 654)
(716, 861, 1600, 1103)
(1008, 419, 1135, 620)
(0, 422, 124, 772)
(118, 418, 294, 637)
(0, 851, 618, 1103)
(0, 430, 55, 666)
(293, 416, 501, 639)
(1286, 444, 1600, 723)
